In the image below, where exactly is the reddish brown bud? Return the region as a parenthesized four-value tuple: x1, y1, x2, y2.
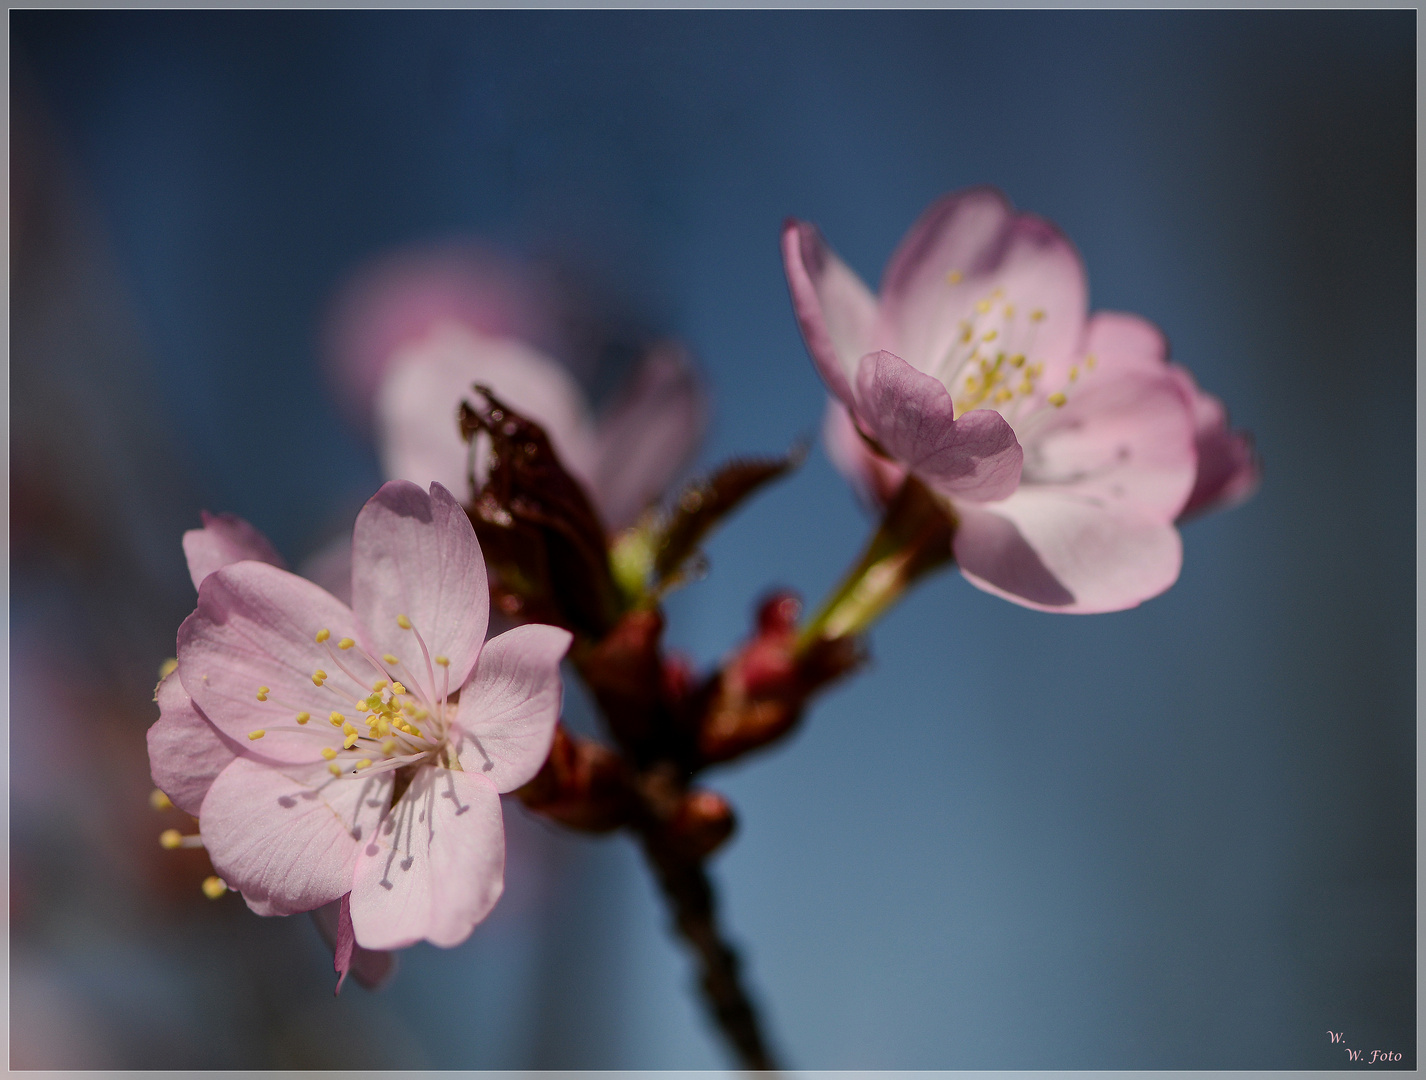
(515, 725, 634, 832)
(756, 591, 802, 635)
(667, 789, 736, 859)
(662, 651, 696, 705)
(574, 609, 667, 754)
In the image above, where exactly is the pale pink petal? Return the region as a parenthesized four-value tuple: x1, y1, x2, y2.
(853, 351, 1022, 502)
(955, 492, 1183, 614)
(350, 767, 504, 950)
(455, 623, 572, 793)
(375, 322, 598, 500)
(200, 757, 392, 916)
(182, 511, 286, 592)
(781, 219, 879, 405)
(877, 188, 1087, 382)
(350, 480, 489, 692)
(822, 398, 907, 510)
(591, 343, 709, 530)
(148, 671, 241, 816)
(178, 562, 370, 763)
(1080, 311, 1169, 377)
(312, 894, 398, 993)
(1018, 369, 1196, 523)
(1169, 366, 1261, 521)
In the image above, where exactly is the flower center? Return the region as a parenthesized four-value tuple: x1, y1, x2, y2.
(247, 616, 460, 779)
(930, 276, 1096, 427)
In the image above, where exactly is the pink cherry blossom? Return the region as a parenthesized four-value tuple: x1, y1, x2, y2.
(152, 480, 571, 951)
(376, 321, 707, 532)
(784, 187, 1216, 613)
(1170, 365, 1261, 521)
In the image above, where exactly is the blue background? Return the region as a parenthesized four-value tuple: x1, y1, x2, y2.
(11, 10, 1414, 1069)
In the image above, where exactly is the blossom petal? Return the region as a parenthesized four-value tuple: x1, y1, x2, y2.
(351, 480, 489, 693)
(200, 757, 392, 916)
(178, 562, 369, 763)
(1169, 366, 1261, 521)
(1080, 311, 1169, 377)
(148, 671, 241, 816)
(822, 398, 907, 511)
(350, 767, 504, 950)
(853, 351, 1022, 502)
(311, 894, 398, 993)
(375, 322, 598, 500)
(590, 343, 709, 531)
(955, 492, 1183, 614)
(455, 623, 572, 793)
(1019, 368, 1196, 522)
(878, 187, 1087, 380)
(781, 218, 879, 405)
(182, 511, 286, 592)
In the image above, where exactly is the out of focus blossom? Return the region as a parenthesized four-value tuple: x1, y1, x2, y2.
(150, 481, 571, 952)
(785, 187, 1252, 614)
(324, 244, 708, 533)
(1169, 365, 1261, 520)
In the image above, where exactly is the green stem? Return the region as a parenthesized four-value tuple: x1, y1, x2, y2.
(797, 478, 957, 652)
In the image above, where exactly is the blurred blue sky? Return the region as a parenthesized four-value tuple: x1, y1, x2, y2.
(12, 10, 1414, 1069)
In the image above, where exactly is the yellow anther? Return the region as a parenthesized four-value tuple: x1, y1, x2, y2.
(159, 829, 183, 850)
(295, 712, 310, 725)
(150, 789, 173, 812)
(1018, 381, 1034, 395)
(342, 721, 357, 736)
(1029, 362, 1044, 376)
(256, 686, 270, 701)
(328, 762, 342, 776)
(372, 679, 389, 692)
(1004, 304, 1015, 317)
(315, 628, 331, 643)
(975, 299, 991, 314)
(413, 708, 429, 721)
(402, 703, 417, 714)
(201, 876, 228, 900)
(1048, 392, 1067, 407)
(248, 729, 266, 741)
(994, 388, 1014, 404)
(991, 287, 1004, 299)
(960, 326, 973, 344)
(391, 682, 407, 696)
(343, 732, 359, 749)
(1086, 353, 1098, 370)
(982, 329, 998, 342)
(312, 669, 328, 686)
(435, 655, 450, 667)
(1068, 366, 1079, 382)
(1030, 309, 1045, 322)
(381, 739, 397, 755)
(158, 657, 179, 679)
(356, 759, 372, 770)
(321, 747, 337, 760)
(397, 614, 412, 630)
(383, 654, 400, 666)
(329, 711, 344, 726)
(1010, 354, 1026, 368)
(946, 270, 964, 284)
(377, 717, 391, 736)
(338, 638, 355, 651)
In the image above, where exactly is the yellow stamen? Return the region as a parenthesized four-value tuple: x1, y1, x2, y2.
(1030, 309, 1045, 322)
(338, 637, 355, 651)
(946, 270, 963, 284)
(247, 729, 265, 741)
(383, 654, 400, 666)
(328, 762, 342, 776)
(396, 614, 412, 630)
(1086, 353, 1098, 370)
(159, 829, 183, 850)
(994, 388, 1014, 404)
(312, 669, 327, 686)
(322, 747, 338, 760)
(982, 329, 998, 342)
(342, 721, 358, 736)
(256, 686, 269, 701)
(1010, 354, 1025, 368)
(390, 682, 407, 696)
(1004, 304, 1015, 317)
(1068, 366, 1079, 382)
(315, 628, 331, 643)
(330, 711, 344, 726)
(356, 759, 372, 770)
(975, 299, 991, 314)
(1048, 392, 1067, 407)
(295, 712, 310, 725)
(381, 739, 397, 755)
(372, 679, 389, 691)
(158, 657, 179, 680)
(201, 876, 228, 899)
(435, 655, 450, 667)
(150, 789, 173, 812)
(344, 732, 359, 749)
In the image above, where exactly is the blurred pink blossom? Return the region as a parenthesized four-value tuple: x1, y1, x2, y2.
(783, 187, 1252, 614)
(150, 481, 570, 955)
